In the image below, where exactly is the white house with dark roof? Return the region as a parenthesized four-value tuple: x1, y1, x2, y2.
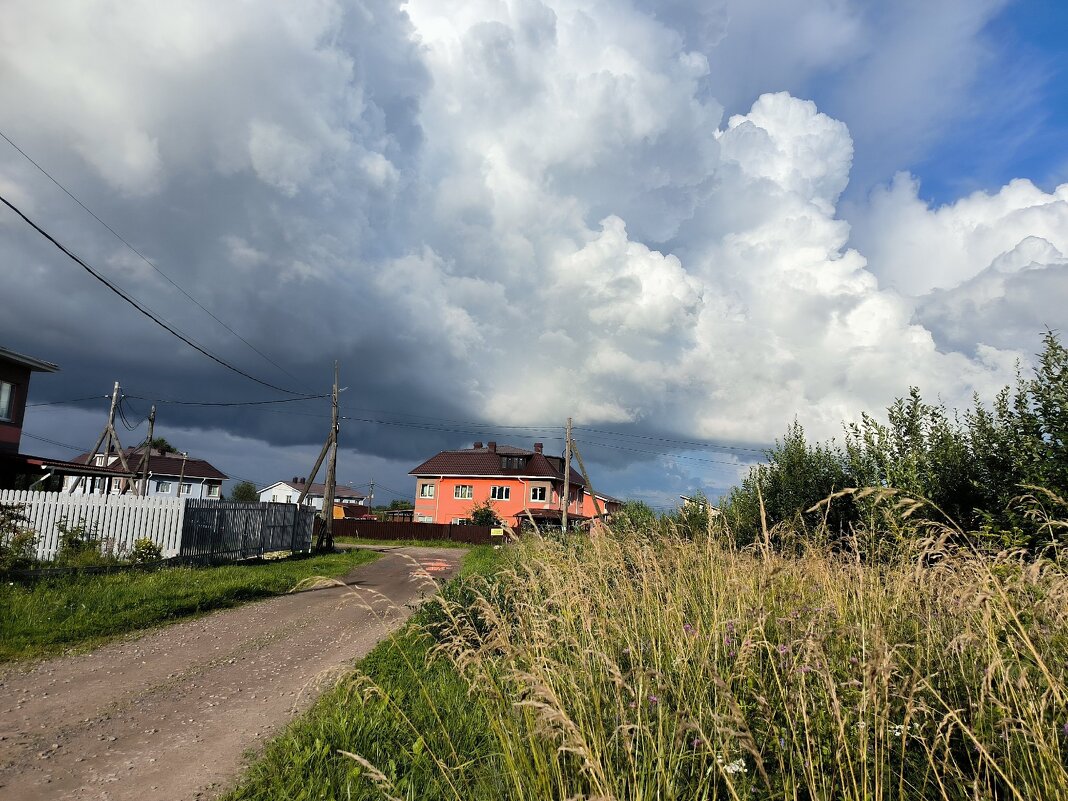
(63, 447, 228, 499)
(258, 477, 368, 511)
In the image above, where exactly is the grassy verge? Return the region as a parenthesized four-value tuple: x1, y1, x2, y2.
(0, 549, 378, 663)
(334, 535, 470, 549)
(227, 520, 1068, 801)
(224, 544, 508, 801)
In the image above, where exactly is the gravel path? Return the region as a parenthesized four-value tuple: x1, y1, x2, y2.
(0, 545, 465, 801)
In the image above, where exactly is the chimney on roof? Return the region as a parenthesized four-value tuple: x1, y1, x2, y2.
(534, 442, 544, 454)
(488, 441, 497, 452)
(293, 476, 299, 483)
(301, 477, 307, 484)
(473, 441, 483, 449)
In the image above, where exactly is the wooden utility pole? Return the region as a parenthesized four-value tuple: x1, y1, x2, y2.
(305, 363, 340, 551)
(571, 439, 603, 520)
(562, 417, 572, 531)
(72, 381, 135, 493)
(321, 361, 339, 550)
(140, 405, 155, 496)
(177, 452, 189, 497)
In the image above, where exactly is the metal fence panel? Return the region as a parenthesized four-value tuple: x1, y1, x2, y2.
(178, 501, 314, 561)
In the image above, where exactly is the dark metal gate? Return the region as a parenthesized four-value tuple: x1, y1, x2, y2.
(179, 501, 316, 561)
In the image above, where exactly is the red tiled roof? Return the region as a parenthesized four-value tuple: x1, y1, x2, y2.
(410, 445, 584, 486)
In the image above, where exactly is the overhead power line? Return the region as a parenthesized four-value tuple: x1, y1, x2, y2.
(0, 129, 298, 384)
(0, 192, 302, 395)
(126, 393, 328, 407)
(21, 431, 87, 452)
(573, 438, 758, 468)
(572, 425, 767, 454)
(26, 395, 108, 408)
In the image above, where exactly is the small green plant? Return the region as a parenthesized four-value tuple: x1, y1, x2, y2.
(129, 537, 163, 564)
(53, 517, 116, 567)
(0, 504, 38, 572)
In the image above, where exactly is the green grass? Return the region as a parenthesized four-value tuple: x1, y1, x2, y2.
(0, 549, 379, 663)
(334, 536, 472, 549)
(224, 544, 509, 801)
(225, 511, 1068, 801)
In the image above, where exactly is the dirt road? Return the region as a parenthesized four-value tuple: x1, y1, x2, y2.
(0, 545, 465, 801)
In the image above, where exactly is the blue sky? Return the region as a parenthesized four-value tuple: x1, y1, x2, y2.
(3, 0, 1067, 509)
(908, 0, 1068, 204)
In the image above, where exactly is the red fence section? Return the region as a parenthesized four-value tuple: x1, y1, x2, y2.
(326, 518, 499, 545)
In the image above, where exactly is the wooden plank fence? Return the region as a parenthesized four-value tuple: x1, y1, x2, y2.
(0, 489, 186, 562)
(328, 518, 499, 544)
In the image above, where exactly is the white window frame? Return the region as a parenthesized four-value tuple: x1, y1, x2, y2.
(206, 484, 220, 498)
(490, 485, 510, 501)
(419, 482, 435, 498)
(451, 517, 466, 525)
(180, 482, 192, 497)
(454, 484, 473, 500)
(531, 485, 547, 502)
(0, 380, 13, 422)
(157, 480, 172, 494)
(416, 514, 433, 523)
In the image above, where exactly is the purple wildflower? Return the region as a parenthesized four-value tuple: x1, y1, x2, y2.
(683, 623, 695, 636)
(648, 695, 659, 705)
(778, 644, 789, 655)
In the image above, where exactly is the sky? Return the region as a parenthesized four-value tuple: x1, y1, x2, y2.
(2, 0, 1067, 510)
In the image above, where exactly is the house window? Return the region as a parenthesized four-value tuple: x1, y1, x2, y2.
(206, 484, 220, 498)
(0, 381, 13, 421)
(490, 485, 510, 500)
(500, 456, 524, 470)
(271, 494, 278, 502)
(94, 455, 105, 466)
(452, 517, 466, 525)
(157, 480, 172, 494)
(416, 514, 433, 523)
(454, 484, 473, 500)
(531, 486, 547, 502)
(180, 482, 192, 496)
(419, 482, 435, 498)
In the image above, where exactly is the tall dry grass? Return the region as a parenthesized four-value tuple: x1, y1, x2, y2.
(413, 512, 1068, 800)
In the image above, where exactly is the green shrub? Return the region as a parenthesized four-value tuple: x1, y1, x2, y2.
(721, 330, 1068, 552)
(129, 537, 163, 563)
(0, 504, 37, 572)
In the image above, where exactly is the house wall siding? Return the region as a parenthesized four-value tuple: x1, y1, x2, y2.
(411, 475, 587, 524)
(0, 361, 31, 454)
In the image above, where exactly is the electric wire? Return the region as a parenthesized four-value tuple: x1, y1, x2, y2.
(0, 129, 299, 384)
(0, 192, 303, 395)
(126, 393, 328, 407)
(26, 395, 108, 408)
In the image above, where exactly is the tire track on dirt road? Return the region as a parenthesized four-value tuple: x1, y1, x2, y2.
(0, 546, 465, 801)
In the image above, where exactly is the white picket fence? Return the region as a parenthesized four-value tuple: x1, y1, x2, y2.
(0, 490, 186, 562)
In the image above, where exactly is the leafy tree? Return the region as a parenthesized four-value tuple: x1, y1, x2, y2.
(613, 500, 659, 531)
(468, 499, 500, 527)
(388, 499, 414, 510)
(230, 481, 260, 503)
(720, 331, 1068, 552)
(148, 437, 178, 454)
